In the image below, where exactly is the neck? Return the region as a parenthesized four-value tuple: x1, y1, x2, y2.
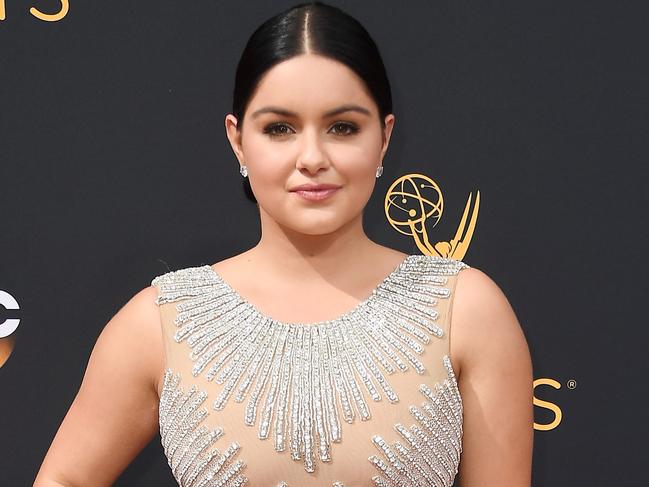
(248, 207, 382, 280)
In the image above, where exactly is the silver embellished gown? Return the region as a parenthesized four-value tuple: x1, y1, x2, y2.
(151, 254, 470, 486)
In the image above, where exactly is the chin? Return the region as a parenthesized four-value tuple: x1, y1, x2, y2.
(278, 215, 346, 235)
(292, 223, 343, 236)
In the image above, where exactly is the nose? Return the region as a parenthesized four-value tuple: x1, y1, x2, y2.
(295, 127, 330, 174)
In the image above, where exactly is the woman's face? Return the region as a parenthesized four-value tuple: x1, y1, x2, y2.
(225, 53, 395, 236)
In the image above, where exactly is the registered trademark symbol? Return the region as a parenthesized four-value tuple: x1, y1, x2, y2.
(567, 379, 577, 389)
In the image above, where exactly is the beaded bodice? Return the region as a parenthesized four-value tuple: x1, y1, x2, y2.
(151, 254, 470, 486)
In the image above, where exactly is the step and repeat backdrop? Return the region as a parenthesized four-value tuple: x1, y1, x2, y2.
(1, 1, 646, 485)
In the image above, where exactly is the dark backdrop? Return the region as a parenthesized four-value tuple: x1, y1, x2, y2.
(1, 1, 647, 485)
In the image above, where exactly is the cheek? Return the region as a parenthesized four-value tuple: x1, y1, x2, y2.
(332, 138, 382, 184)
(242, 134, 292, 184)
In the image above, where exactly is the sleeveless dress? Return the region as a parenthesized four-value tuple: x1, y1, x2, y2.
(151, 254, 470, 486)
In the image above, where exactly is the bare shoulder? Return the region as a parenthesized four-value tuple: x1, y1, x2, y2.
(450, 264, 532, 382)
(102, 285, 165, 398)
(33, 285, 166, 486)
(449, 264, 534, 484)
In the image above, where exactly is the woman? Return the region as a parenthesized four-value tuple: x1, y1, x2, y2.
(34, 2, 533, 486)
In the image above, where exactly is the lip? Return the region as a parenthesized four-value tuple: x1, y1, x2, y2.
(289, 183, 342, 191)
(290, 186, 341, 201)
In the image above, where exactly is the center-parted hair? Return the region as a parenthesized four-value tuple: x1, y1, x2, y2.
(231, 1, 393, 204)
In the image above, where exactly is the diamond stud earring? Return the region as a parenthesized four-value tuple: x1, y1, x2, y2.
(240, 165, 248, 178)
(376, 165, 383, 178)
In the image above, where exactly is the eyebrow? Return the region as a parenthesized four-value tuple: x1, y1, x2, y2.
(250, 104, 371, 120)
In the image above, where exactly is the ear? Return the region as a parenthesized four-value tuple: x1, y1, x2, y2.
(379, 114, 395, 163)
(225, 114, 245, 164)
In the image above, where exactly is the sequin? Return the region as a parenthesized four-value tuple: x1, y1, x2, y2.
(159, 369, 249, 486)
(152, 254, 469, 479)
(276, 482, 346, 486)
(368, 355, 462, 486)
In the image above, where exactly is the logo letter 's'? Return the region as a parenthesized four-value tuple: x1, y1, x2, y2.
(30, 0, 69, 21)
(533, 378, 563, 431)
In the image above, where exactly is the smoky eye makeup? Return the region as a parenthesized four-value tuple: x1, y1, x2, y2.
(262, 121, 360, 137)
(263, 122, 293, 137)
(330, 121, 359, 136)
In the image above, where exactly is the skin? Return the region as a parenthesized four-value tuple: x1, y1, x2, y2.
(34, 53, 533, 486)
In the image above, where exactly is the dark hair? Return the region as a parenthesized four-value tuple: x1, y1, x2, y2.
(232, 1, 393, 204)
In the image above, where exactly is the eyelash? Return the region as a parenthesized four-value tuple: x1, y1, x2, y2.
(263, 122, 359, 138)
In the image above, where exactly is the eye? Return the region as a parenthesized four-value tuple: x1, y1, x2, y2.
(330, 122, 359, 136)
(263, 122, 294, 137)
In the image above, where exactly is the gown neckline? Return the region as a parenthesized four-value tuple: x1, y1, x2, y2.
(203, 254, 414, 328)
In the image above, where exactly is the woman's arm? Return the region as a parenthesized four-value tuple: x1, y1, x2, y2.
(451, 267, 534, 486)
(33, 286, 165, 487)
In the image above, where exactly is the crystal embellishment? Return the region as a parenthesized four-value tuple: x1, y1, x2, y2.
(368, 355, 463, 486)
(276, 482, 346, 486)
(159, 369, 249, 486)
(152, 255, 469, 474)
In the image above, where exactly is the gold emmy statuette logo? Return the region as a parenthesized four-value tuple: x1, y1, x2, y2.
(1, 1, 69, 21)
(384, 173, 479, 260)
(533, 378, 563, 431)
(0, 290, 20, 369)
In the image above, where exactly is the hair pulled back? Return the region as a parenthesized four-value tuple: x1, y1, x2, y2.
(232, 1, 393, 203)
